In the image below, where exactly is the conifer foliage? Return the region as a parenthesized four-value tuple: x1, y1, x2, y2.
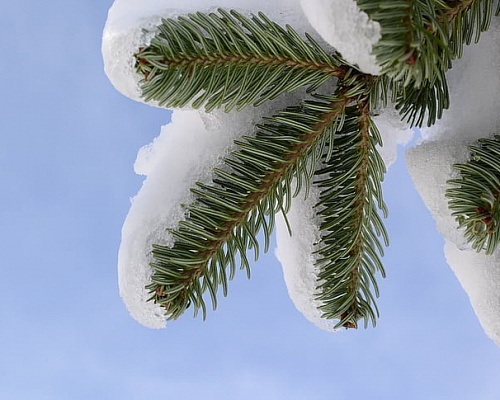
(123, 1, 500, 329)
(447, 135, 500, 255)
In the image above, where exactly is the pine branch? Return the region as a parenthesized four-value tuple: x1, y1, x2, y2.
(441, 0, 497, 58)
(356, 1, 451, 127)
(446, 135, 500, 254)
(444, 0, 481, 21)
(372, 70, 449, 127)
(357, 0, 498, 128)
(135, 9, 347, 111)
(357, 0, 451, 87)
(147, 81, 370, 320)
(358, 0, 496, 80)
(103, 1, 500, 333)
(313, 98, 388, 329)
(394, 69, 449, 127)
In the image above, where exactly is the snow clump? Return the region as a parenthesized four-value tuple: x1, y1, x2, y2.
(300, 0, 382, 75)
(406, 19, 500, 346)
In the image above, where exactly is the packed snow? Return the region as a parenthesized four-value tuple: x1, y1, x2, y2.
(445, 241, 500, 346)
(104, 0, 500, 345)
(406, 140, 470, 250)
(407, 19, 500, 346)
(275, 185, 336, 331)
(118, 110, 233, 328)
(300, 0, 381, 75)
(374, 105, 414, 168)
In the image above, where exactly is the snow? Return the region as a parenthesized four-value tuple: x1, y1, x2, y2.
(406, 139, 470, 249)
(407, 18, 500, 346)
(102, 2, 163, 104)
(300, 0, 381, 75)
(118, 110, 223, 328)
(275, 185, 337, 331)
(445, 241, 500, 346)
(374, 105, 414, 168)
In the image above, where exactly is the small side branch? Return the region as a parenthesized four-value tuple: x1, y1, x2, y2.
(148, 88, 363, 320)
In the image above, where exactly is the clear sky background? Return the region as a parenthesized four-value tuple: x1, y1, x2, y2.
(1, 1, 500, 399)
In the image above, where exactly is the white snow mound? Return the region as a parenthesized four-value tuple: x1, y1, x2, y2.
(407, 139, 500, 346)
(406, 17, 500, 346)
(445, 241, 500, 347)
(300, 0, 381, 75)
(118, 109, 251, 328)
(275, 185, 337, 331)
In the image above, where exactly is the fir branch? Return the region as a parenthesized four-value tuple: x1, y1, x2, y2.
(358, 0, 496, 74)
(394, 69, 449, 127)
(443, 0, 478, 21)
(363, 1, 496, 127)
(372, 70, 449, 127)
(147, 82, 370, 320)
(135, 9, 347, 111)
(314, 98, 388, 329)
(446, 135, 500, 254)
(441, 0, 497, 58)
(357, 0, 451, 87)
(357, 1, 452, 127)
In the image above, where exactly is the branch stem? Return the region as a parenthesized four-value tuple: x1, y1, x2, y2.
(136, 49, 348, 80)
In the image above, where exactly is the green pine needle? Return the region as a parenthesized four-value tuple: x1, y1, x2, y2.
(359, 0, 498, 128)
(443, 0, 497, 58)
(372, 71, 450, 128)
(358, 0, 496, 83)
(135, 9, 347, 112)
(313, 100, 388, 329)
(394, 70, 450, 127)
(447, 135, 500, 255)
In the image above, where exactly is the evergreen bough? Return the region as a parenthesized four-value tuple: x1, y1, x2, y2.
(131, 2, 500, 329)
(447, 135, 500, 255)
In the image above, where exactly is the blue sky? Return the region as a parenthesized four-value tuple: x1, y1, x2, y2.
(1, 1, 500, 399)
